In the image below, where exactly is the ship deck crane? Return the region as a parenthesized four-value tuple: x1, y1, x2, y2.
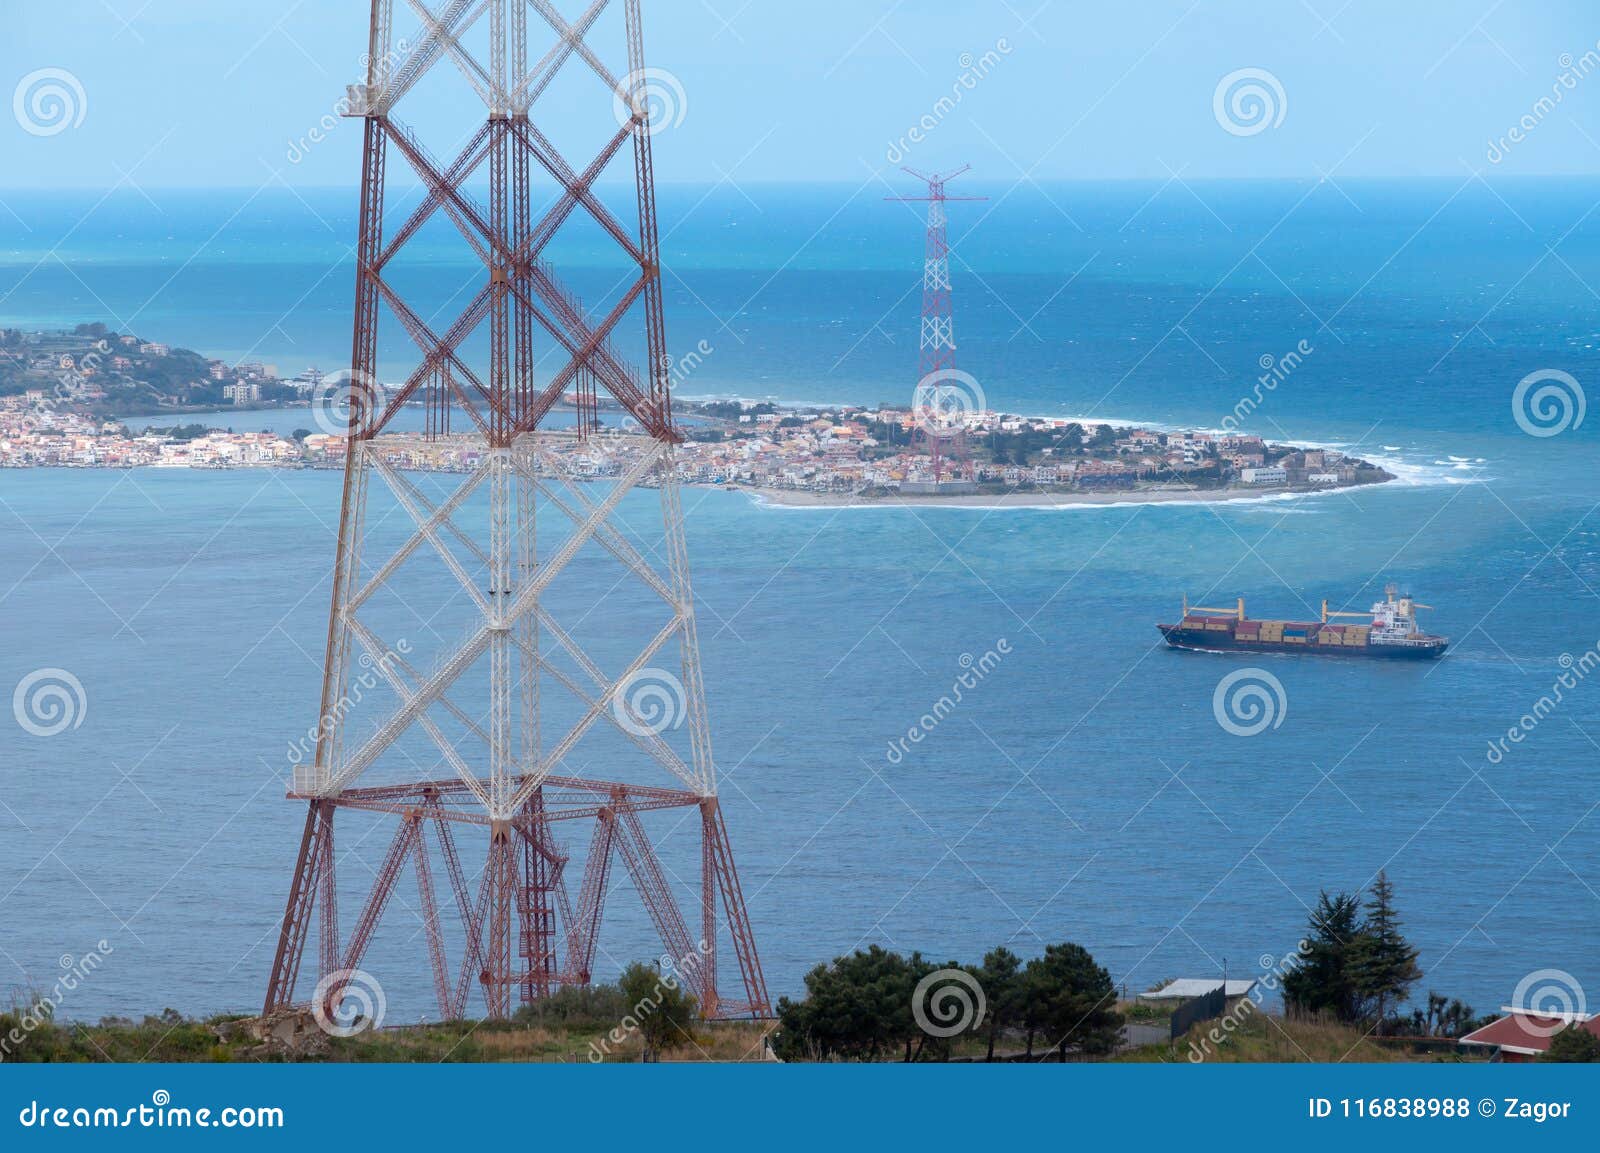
(1323, 598, 1433, 623)
(1182, 594, 1245, 621)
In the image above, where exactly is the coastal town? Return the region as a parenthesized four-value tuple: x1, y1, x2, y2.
(0, 326, 1394, 502)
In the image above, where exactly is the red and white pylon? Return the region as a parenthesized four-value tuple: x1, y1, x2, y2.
(264, 0, 768, 1024)
(887, 166, 986, 482)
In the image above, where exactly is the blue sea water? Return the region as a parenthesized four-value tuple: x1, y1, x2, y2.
(1, 181, 1598, 1026)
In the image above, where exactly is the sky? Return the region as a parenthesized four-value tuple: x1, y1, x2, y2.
(5, 0, 1600, 189)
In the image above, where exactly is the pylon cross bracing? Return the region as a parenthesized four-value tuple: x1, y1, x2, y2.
(264, 0, 769, 1024)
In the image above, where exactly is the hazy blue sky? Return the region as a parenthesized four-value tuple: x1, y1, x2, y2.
(6, 0, 1600, 188)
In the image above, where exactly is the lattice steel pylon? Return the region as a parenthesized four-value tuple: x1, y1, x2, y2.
(887, 166, 986, 482)
(263, 0, 769, 1023)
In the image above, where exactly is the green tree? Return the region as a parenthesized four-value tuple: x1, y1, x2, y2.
(1088, 424, 1119, 451)
(1284, 878, 1423, 1028)
(617, 961, 698, 1062)
(1060, 422, 1085, 449)
(1542, 1025, 1600, 1062)
(1282, 891, 1364, 1022)
(1022, 943, 1124, 1060)
(1349, 871, 1422, 1031)
(773, 946, 923, 1062)
(975, 947, 1026, 1061)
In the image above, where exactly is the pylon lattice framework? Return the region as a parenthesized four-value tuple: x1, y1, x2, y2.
(887, 166, 985, 482)
(264, 0, 769, 1022)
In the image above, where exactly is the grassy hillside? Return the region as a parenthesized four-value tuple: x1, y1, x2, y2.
(1, 1009, 774, 1064)
(1116, 1010, 1480, 1063)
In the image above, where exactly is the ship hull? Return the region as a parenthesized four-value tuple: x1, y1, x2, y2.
(1158, 625, 1447, 660)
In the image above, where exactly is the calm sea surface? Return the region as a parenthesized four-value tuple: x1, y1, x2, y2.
(1, 182, 1597, 1022)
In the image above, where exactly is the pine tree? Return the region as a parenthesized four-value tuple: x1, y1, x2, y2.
(976, 946, 1026, 1061)
(1349, 871, 1422, 1030)
(1282, 890, 1364, 1022)
(1022, 943, 1124, 1059)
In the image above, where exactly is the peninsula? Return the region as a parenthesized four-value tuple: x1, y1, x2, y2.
(0, 326, 1395, 507)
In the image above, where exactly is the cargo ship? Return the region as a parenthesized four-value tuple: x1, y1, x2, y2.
(1158, 586, 1448, 660)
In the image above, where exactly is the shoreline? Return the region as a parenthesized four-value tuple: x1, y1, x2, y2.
(736, 477, 1393, 510)
(7, 385, 1441, 502)
(0, 460, 1404, 513)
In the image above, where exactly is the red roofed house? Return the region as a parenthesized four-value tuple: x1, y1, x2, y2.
(1458, 1008, 1599, 1062)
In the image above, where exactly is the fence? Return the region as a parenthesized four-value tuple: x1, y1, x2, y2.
(1169, 985, 1227, 1041)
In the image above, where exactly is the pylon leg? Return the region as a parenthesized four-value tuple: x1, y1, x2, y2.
(263, 800, 332, 1014)
(412, 823, 451, 1020)
(567, 808, 617, 984)
(483, 825, 519, 1020)
(705, 798, 770, 1017)
(615, 807, 697, 995)
(456, 840, 495, 1019)
(701, 800, 719, 1018)
(341, 816, 417, 976)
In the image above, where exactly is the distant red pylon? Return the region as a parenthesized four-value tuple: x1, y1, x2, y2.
(886, 166, 986, 482)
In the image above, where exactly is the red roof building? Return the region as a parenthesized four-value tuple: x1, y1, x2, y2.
(1458, 1009, 1599, 1062)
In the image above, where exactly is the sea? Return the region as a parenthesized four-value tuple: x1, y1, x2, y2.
(1, 180, 1598, 1026)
